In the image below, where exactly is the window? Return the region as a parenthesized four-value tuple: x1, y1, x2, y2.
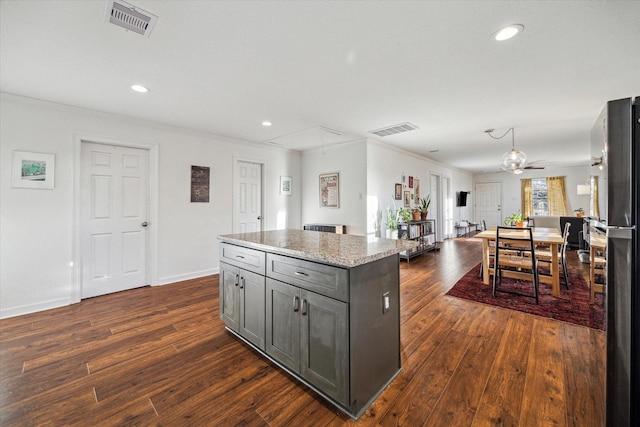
(522, 176, 568, 217)
(532, 178, 548, 215)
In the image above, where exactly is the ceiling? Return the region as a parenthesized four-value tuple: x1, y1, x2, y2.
(1, 1, 639, 173)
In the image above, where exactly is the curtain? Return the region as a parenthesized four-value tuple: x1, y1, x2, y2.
(591, 175, 601, 218)
(547, 176, 568, 215)
(521, 178, 533, 218)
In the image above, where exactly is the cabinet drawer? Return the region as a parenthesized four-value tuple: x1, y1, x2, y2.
(266, 253, 348, 302)
(220, 243, 266, 275)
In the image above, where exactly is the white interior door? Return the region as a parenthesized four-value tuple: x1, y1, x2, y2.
(81, 142, 149, 298)
(234, 160, 262, 233)
(475, 182, 502, 227)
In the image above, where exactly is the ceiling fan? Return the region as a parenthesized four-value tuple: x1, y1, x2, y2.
(522, 161, 545, 170)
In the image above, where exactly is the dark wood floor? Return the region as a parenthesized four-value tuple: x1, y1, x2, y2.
(0, 238, 605, 426)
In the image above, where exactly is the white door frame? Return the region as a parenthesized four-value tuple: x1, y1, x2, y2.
(430, 172, 443, 241)
(72, 134, 159, 304)
(442, 176, 453, 239)
(232, 156, 266, 233)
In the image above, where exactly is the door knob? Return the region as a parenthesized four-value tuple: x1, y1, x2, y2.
(257, 216, 262, 220)
(142, 222, 149, 227)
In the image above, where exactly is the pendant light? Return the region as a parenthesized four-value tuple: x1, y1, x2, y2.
(485, 127, 528, 173)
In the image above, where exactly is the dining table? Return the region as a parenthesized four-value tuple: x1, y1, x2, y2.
(475, 226, 565, 297)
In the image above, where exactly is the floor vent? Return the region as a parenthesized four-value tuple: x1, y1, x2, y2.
(105, 0, 158, 37)
(369, 122, 419, 137)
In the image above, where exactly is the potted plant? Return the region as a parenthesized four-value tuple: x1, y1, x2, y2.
(574, 207, 585, 217)
(399, 207, 412, 223)
(411, 208, 422, 221)
(503, 212, 524, 227)
(419, 195, 431, 220)
(385, 205, 400, 239)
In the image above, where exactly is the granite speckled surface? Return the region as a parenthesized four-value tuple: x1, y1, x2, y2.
(218, 229, 418, 268)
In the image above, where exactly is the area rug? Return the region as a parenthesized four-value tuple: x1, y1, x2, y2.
(446, 264, 605, 330)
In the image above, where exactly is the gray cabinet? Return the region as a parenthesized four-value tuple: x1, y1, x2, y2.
(219, 240, 401, 419)
(219, 244, 266, 351)
(220, 262, 265, 350)
(265, 278, 300, 370)
(266, 277, 348, 405)
(299, 286, 348, 405)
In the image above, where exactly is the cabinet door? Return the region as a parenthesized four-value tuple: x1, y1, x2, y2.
(300, 290, 349, 406)
(266, 278, 300, 372)
(219, 262, 240, 330)
(239, 269, 265, 351)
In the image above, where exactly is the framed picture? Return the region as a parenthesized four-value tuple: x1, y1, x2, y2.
(409, 176, 414, 188)
(414, 179, 420, 204)
(190, 165, 210, 202)
(319, 172, 339, 208)
(404, 190, 410, 207)
(394, 183, 402, 200)
(12, 151, 55, 189)
(280, 176, 292, 196)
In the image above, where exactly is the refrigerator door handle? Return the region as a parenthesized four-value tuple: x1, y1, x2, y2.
(607, 227, 635, 239)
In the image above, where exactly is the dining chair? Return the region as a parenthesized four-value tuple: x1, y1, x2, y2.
(591, 251, 606, 304)
(493, 226, 539, 304)
(478, 237, 496, 277)
(535, 222, 571, 289)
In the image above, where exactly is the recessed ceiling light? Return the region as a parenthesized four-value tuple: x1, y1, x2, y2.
(131, 84, 149, 93)
(262, 121, 272, 127)
(493, 24, 524, 41)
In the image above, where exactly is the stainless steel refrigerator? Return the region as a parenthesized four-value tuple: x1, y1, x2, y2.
(591, 96, 639, 427)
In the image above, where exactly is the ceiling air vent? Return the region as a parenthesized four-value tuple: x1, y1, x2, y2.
(104, 0, 158, 37)
(369, 122, 419, 137)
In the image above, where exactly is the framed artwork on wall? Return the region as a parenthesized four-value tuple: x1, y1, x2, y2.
(12, 151, 55, 189)
(404, 190, 410, 207)
(319, 172, 339, 208)
(280, 176, 292, 196)
(395, 183, 402, 200)
(190, 165, 210, 202)
(414, 179, 420, 204)
(409, 176, 414, 188)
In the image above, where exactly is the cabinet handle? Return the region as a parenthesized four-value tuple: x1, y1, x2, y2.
(294, 271, 309, 277)
(293, 296, 299, 312)
(301, 299, 307, 315)
(239, 277, 245, 289)
(236, 255, 245, 259)
(234, 274, 239, 286)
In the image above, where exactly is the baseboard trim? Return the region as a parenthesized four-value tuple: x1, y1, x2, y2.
(156, 268, 219, 286)
(0, 297, 71, 319)
(1, 268, 221, 319)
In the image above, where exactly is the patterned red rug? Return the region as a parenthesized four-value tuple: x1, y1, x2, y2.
(446, 264, 605, 330)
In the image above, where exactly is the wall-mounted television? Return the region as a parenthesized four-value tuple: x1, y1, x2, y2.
(456, 191, 468, 207)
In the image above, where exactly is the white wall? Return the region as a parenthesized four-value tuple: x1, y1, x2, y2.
(0, 94, 301, 318)
(301, 140, 368, 236)
(366, 140, 473, 240)
(473, 164, 592, 223)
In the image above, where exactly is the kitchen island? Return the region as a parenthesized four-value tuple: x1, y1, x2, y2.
(218, 229, 416, 419)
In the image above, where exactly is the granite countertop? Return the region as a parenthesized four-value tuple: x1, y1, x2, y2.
(218, 229, 418, 268)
